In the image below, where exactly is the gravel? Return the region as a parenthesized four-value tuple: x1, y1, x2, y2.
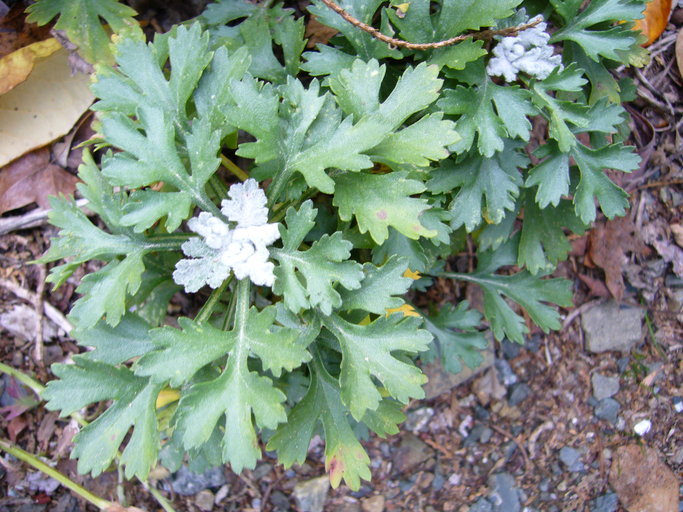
(508, 383, 531, 406)
(171, 466, 226, 496)
(590, 492, 618, 512)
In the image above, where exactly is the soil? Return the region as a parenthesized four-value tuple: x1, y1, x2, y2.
(0, 2, 682, 512)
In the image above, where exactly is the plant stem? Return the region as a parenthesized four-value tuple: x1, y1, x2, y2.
(141, 480, 177, 512)
(266, 167, 293, 209)
(221, 154, 249, 182)
(195, 277, 233, 324)
(0, 439, 112, 510)
(0, 362, 45, 397)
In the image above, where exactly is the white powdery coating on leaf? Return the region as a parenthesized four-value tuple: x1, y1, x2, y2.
(173, 179, 280, 291)
(486, 17, 563, 82)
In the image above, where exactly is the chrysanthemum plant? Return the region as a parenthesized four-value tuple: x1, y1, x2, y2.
(35, 0, 646, 489)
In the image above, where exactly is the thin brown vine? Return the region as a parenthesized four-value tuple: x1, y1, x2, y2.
(319, 0, 542, 51)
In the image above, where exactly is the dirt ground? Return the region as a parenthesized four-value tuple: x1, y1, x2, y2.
(0, 2, 682, 511)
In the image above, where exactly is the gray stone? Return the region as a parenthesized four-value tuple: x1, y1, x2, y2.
(594, 398, 620, 424)
(270, 490, 290, 510)
(480, 427, 493, 444)
(591, 373, 620, 401)
(423, 338, 494, 398)
(581, 301, 644, 353)
(501, 339, 521, 359)
(392, 433, 434, 473)
(470, 498, 494, 512)
(171, 466, 226, 496)
(539, 478, 550, 493)
(508, 383, 530, 406)
(559, 446, 585, 472)
(590, 492, 618, 512)
(194, 490, 214, 512)
(525, 334, 542, 352)
(293, 476, 330, 512)
(404, 407, 435, 432)
(494, 359, 518, 387)
(617, 356, 630, 373)
(488, 472, 521, 512)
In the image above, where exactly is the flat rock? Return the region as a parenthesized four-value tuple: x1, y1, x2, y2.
(423, 338, 494, 399)
(609, 444, 679, 512)
(581, 301, 644, 353)
(392, 433, 434, 473)
(591, 373, 620, 400)
(194, 489, 214, 512)
(171, 466, 226, 496)
(361, 495, 385, 512)
(488, 472, 521, 512)
(590, 492, 618, 512)
(293, 476, 330, 512)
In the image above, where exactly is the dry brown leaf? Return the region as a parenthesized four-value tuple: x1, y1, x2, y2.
(585, 217, 649, 301)
(634, 0, 672, 46)
(0, 38, 62, 95)
(305, 17, 339, 48)
(0, 148, 79, 215)
(677, 27, 683, 79)
(0, 47, 94, 167)
(577, 273, 610, 298)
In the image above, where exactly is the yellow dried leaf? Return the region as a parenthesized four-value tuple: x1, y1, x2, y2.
(156, 388, 181, 409)
(403, 268, 421, 280)
(0, 38, 61, 95)
(0, 47, 94, 167)
(386, 304, 421, 318)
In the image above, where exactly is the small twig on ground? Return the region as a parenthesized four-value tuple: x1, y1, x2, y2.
(487, 423, 532, 471)
(562, 298, 608, 330)
(33, 264, 47, 366)
(0, 198, 90, 236)
(0, 278, 73, 335)
(319, 0, 542, 50)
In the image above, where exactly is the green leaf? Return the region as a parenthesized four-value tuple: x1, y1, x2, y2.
(68, 251, 145, 329)
(529, 65, 590, 152)
(272, 201, 364, 315)
(26, 0, 139, 65)
(44, 358, 161, 479)
(334, 171, 436, 244)
(308, 0, 401, 61)
(428, 146, 527, 231)
(322, 313, 432, 420)
(423, 301, 488, 374)
(135, 307, 311, 387)
(171, 282, 305, 472)
(444, 238, 573, 343)
(429, 40, 487, 70)
(525, 144, 570, 208)
(267, 356, 379, 490)
(386, 0, 522, 42)
(75, 313, 154, 365)
(437, 72, 536, 157)
(551, 0, 646, 62)
(518, 193, 587, 274)
(339, 256, 412, 314)
(572, 142, 639, 223)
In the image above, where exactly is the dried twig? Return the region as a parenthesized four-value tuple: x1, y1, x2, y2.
(0, 198, 90, 236)
(0, 278, 73, 335)
(319, 0, 542, 51)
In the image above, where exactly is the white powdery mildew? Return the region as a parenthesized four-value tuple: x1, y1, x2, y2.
(486, 16, 563, 82)
(173, 179, 280, 292)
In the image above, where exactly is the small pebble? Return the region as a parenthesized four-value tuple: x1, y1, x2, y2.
(616, 356, 630, 373)
(590, 492, 618, 512)
(591, 373, 620, 401)
(633, 419, 651, 436)
(594, 398, 620, 425)
(673, 396, 683, 413)
(501, 339, 521, 359)
(508, 383, 530, 406)
(195, 490, 214, 512)
(494, 359, 518, 387)
(558, 446, 585, 473)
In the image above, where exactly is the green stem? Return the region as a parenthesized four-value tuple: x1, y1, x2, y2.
(142, 480, 177, 512)
(0, 439, 111, 510)
(0, 362, 45, 397)
(195, 277, 233, 324)
(220, 154, 249, 182)
(266, 167, 293, 209)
